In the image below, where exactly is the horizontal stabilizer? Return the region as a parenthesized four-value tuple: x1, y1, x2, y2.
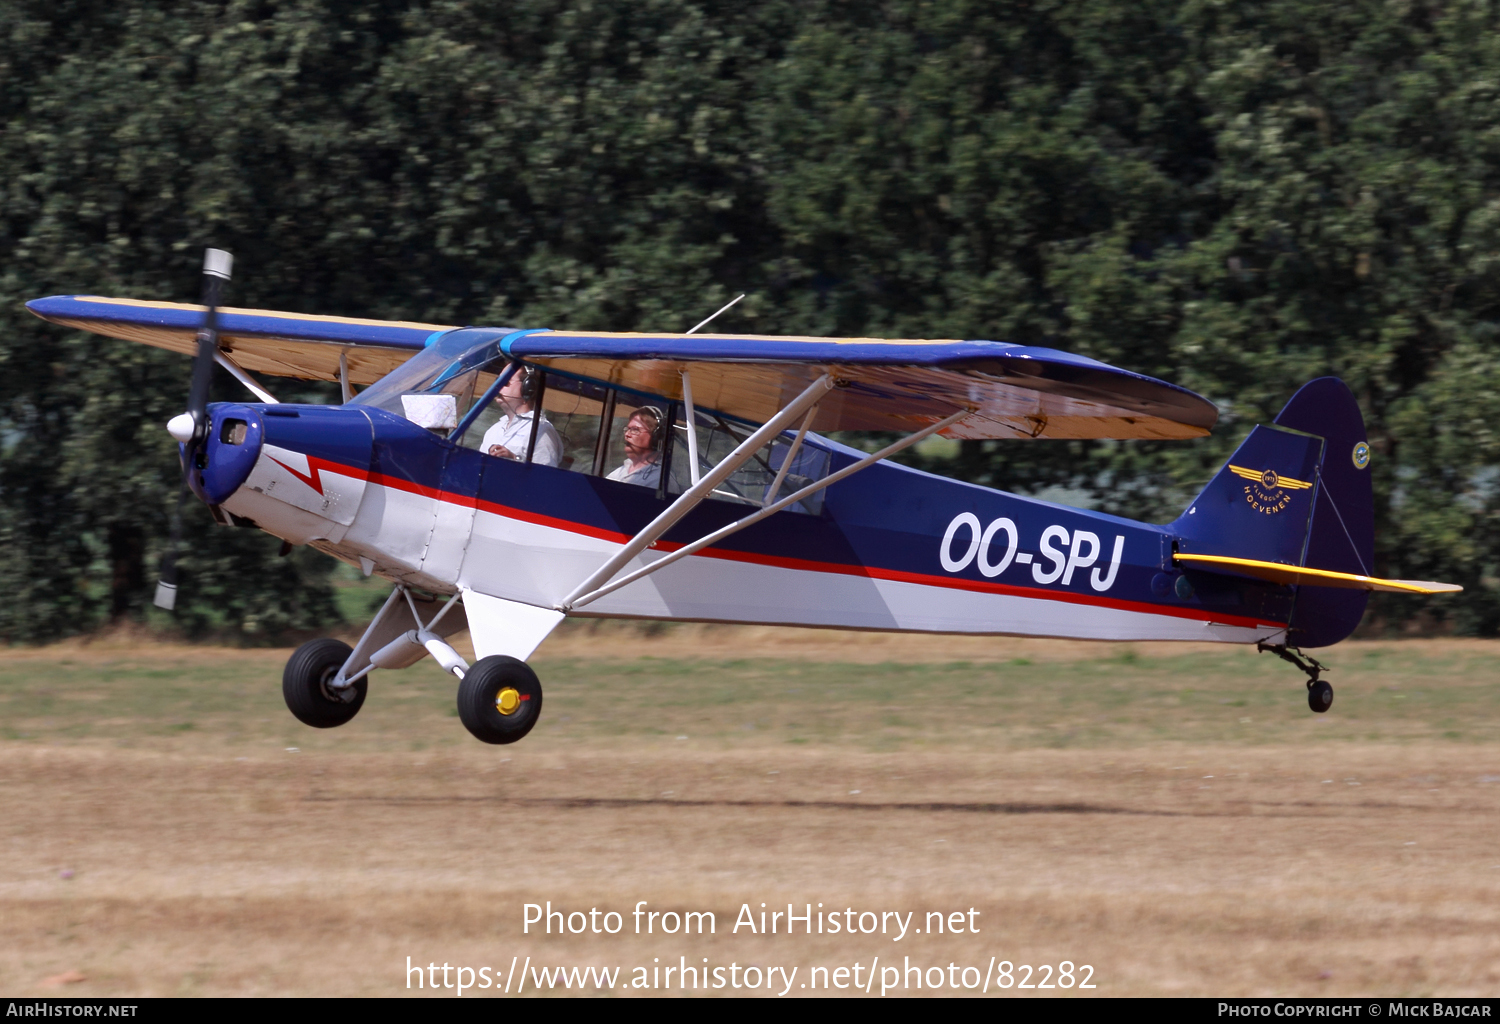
(1174, 554, 1462, 595)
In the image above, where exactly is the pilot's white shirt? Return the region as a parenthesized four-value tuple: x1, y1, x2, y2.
(481, 410, 562, 467)
(606, 456, 660, 488)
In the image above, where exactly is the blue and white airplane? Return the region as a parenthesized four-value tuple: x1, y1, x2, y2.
(27, 251, 1459, 743)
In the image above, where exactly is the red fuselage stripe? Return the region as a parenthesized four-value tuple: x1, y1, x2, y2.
(305, 456, 1281, 630)
(266, 454, 327, 495)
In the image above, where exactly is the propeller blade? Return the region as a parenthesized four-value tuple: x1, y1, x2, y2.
(153, 480, 189, 611)
(186, 248, 232, 444)
(153, 248, 233, 612)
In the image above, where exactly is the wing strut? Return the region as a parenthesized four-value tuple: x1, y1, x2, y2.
(558, 375, 839, 611)
(213, 350, 279, 404)
(681, 370, 702, 486)
(561, 405, 968, 612)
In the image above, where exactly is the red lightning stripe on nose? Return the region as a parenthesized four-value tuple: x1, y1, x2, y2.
(266, 455, 326, 495)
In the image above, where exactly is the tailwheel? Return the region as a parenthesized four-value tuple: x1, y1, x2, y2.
(1258, 642, 1334, 714)
(457, 655, 543, 744)
(283, 638, 364, 728)
(1307, 679, 1334, 714)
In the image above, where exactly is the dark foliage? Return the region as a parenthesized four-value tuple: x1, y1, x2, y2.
(2, 0, 1497, 639)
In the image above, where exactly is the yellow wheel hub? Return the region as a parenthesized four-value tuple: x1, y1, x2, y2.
(495, 687, 522, 716)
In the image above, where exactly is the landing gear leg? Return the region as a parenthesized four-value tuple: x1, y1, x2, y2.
(1257, 643, 1333, 713)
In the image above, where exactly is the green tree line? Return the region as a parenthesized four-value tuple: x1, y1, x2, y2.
(2, 0, 1498, 640)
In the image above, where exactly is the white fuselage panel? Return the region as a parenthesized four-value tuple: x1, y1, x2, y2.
(229, 474, 1284, 645)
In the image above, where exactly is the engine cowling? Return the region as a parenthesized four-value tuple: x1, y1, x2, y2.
(209, 404, 376, 545)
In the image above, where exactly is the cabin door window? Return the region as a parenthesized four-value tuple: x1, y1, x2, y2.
(666, 408, 831, 514)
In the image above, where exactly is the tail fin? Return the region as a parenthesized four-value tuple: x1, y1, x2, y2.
(1172, 378, 1373, 647)
(1273, 378, 1374, 646)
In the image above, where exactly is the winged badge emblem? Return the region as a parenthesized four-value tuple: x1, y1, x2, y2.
(1228, 464, 1314, 515)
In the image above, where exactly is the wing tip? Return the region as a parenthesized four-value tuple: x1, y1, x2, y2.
(1391, 580, 1465, 594)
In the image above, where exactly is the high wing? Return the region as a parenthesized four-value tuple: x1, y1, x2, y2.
(26, 294, 1218, 440)
(26, 295, 442, 388)
(504, 331, 1216, 438)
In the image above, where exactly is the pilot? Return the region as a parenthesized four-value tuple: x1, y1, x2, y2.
(481, 367, 561, 467)
(606, 407, 664, 488)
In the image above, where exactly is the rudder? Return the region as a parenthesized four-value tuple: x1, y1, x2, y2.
(1172, 378, 1373, 647)
(1273, 378, 1374, 647)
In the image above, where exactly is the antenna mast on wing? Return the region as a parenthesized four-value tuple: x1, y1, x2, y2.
(685, 293, 744, 336)
(679, 294, 746, 486)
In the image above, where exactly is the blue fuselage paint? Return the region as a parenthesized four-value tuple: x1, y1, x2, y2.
(191, 403, 373, 506)
(187, 405, 264, 506)
(205, 399, 1296, 633)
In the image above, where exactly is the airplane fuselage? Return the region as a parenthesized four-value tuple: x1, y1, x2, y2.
(194, 400, 1294, 646)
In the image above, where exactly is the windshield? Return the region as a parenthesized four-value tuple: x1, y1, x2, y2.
(349, 327, 516, 427)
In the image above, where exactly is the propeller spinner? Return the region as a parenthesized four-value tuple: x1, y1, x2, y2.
(153, 248, 233, 612)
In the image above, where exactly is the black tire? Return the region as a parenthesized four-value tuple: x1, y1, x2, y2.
(283, 638, 364, 728)
(1308, 679, 1334, 714)
(457, 656, 543, 744)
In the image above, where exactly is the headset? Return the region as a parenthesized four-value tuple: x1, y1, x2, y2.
(514, 365, 540, 402)
(630, 406, 666, 449)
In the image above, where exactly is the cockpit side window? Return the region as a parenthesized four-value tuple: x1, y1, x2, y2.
(666, 408, 830, 514)
(450, 370, 614, 473)
(600, 403, 676, 492)
(533, 374, 613, 473)
(354, 343, 829, 509)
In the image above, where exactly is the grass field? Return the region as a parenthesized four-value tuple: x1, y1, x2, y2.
(2, 625, 1499, 996)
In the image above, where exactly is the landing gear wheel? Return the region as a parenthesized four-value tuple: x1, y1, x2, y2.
(1308, 679, 1334, 714)
(1259, 643, 1335, 714)
(282, 638, 364, 728)
(457, 656, 543, 744)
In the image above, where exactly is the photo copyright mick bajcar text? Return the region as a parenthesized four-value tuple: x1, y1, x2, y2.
(403, 901, 1097, 995)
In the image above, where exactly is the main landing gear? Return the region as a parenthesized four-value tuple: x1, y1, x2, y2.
(279, 585, 546, 744)
(1257, 643, 1333, 713)
(456, 656, 543, 745)
(283, 638, 365, 727)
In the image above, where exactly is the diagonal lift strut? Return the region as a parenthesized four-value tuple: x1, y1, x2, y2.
(557, 372, 968, 612)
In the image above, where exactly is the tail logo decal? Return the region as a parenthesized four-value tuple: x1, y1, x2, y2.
(1352, 441, 1371, 470)
(1228, 464, 1314, 515)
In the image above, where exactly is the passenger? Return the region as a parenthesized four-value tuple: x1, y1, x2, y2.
(481, 367, 562, 467)
(606, 407, 664, 488)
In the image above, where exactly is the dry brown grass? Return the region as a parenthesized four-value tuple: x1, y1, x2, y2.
(2, 631, 1499, 997)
